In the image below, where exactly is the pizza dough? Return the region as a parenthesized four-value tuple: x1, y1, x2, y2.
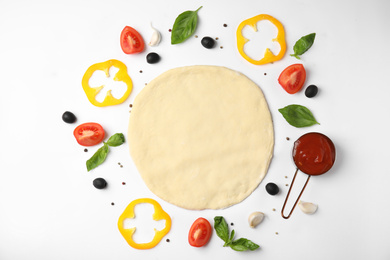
(128, 66, 274, 210)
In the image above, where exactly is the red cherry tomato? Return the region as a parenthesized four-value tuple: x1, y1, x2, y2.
(188, 218, 212, 247)
(120, 26, 145, 54)
(278, 64, 306, 94)
(73, 123, 105, 147)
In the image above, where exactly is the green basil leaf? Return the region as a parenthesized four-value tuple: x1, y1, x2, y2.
(214, 216, 260, 252)
(223, 229, 235, 247)
(214, 216, 229, 243)
(86, 143, 109, 172)
(171, 6, 202, 44)
(106, 133, 125, 147)
(290, 33, 316, 59)
(229, 238, 260, 251)
(278, 104, 319, 128)
(228, 229, 235, 243)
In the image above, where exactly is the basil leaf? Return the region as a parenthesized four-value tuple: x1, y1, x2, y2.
(278, 104, 319, 128)
(214, 216, 229, 243)
(228, 229, 235, 244)
(171, 6, 202, 44)
(223, 229, 235, 247)
(229, 238, 260, 251)
(214, 216, 260, 252)
(86, 143, 109, 172)
(290, 33, 316, 59)
(106, 133, 125, 147)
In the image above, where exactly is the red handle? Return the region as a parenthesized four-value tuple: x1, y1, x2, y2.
(281, 168, 311, 219)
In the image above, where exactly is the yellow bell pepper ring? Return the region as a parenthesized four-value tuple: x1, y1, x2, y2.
(237, 14, 286, 65)
(81, 59, 133, 107)
(118, 198, 172, 250)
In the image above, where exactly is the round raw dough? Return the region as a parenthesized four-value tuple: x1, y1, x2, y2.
(128, 66, 274, 210)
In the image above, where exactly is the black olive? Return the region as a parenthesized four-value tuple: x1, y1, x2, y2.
(305, 85, 318, 98)
(201, 36, 215, 49)
(265, 183, 279, 195)
(93, 178, 107, 189)
(146, 52, 160, 64)
(62, 111, 76, 123)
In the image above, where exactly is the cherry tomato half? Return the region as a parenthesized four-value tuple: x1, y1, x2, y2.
(73, 122, 105, 147)
(188, 218, 212, 247)
(120, 26, 145, 54)
(278, 64, 306, 94)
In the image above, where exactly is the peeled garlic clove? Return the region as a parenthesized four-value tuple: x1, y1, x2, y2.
(248, 212, 265, 228)
(148, 23, 161, 46)
(298, 201, 318, 214)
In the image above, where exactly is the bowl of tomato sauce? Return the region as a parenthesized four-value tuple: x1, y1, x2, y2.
(282, 132, 336, 219)
(292, 132, 336, 176)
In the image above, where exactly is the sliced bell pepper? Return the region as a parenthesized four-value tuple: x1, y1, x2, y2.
(118, 198, 172, 250)
(81, 59, 133, 107)
(237, 14, 286, 65)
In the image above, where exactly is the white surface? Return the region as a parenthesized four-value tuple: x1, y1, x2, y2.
(0, 0, 389, 259)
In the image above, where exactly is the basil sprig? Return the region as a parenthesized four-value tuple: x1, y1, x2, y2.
(86, 133, 125, 171)
(290, 33, 316, 59)
(214, 216, 259, 252)
(278, 104, 319, 128)
(171, 6, 202, 44)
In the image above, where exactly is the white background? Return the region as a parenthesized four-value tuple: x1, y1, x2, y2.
(1, 0, 389, 259)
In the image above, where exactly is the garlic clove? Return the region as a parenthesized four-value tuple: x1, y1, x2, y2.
(298, 201, 318, 214)
(148, 23, 161, 47)
(248, 212, 265, 228)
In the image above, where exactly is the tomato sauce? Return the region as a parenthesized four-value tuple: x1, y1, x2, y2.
(292, 132, 336, 175)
